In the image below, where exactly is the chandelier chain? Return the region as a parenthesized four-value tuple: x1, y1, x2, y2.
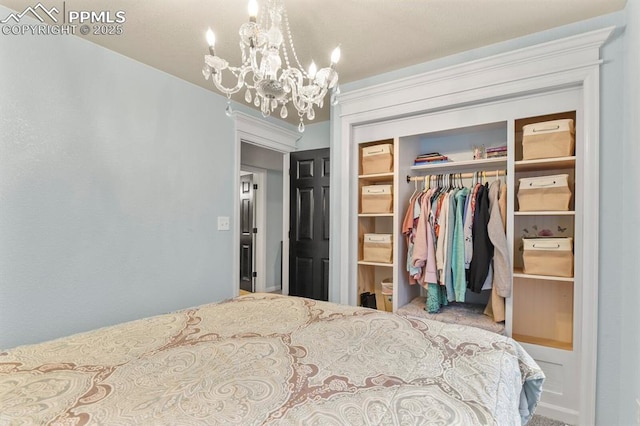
(281, 6, 308, 78)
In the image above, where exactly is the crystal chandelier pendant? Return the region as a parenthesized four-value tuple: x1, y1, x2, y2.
(225, 101, 233, 117)
(203, 0, 341, 132)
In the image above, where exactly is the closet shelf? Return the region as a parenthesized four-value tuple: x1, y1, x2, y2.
(358, 260, 393, 267)
(512, 334, 573, 351)
(515, 156, 576, 172)
(410, 157, 507, 174)
(513, 268, 574, 282)
(358, 213, 394, 217)
(514, 211, 575, 216)
(358, 172, 394, 182)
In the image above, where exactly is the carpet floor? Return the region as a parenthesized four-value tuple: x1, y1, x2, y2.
(528, 414, 570, 426)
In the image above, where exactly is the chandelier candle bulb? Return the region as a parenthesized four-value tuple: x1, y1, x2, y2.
(308, 61, 317, 79)
(206, 28, 215, 55)
(248, 0, 259, 21)
(331, 46, 341, 65)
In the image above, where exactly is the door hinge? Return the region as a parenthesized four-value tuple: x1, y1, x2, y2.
(253, 184, 258, 190)
(253, 227, 258, 234)
(252, 271, 257, 278)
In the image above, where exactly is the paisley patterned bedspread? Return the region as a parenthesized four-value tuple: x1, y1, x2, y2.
(0, 293, 544, 425)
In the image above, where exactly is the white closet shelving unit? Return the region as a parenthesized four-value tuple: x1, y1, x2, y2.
(335, 28, 614, 425)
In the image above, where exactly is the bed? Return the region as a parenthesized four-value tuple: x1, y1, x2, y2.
(0, 293, 544, 425)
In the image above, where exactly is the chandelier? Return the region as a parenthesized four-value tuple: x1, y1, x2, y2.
(202, 0, 340, 132)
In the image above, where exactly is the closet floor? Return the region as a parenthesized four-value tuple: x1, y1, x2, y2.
(396, 297, 506, 335)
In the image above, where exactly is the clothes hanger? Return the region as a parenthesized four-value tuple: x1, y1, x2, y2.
(409, 178, 418, 204)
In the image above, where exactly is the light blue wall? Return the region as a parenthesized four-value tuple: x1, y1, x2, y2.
(620, 1, 640, 424)
(0, 5, 237, 349)
(333, 10, 636, 424)
(296, 121, 330, 151)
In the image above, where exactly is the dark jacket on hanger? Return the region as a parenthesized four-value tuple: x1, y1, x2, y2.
(468, 184, 494, 293)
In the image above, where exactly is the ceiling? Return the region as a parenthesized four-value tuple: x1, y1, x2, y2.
(0, 0, 625, 125)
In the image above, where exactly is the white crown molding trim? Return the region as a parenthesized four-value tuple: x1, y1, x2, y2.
(338, 26, 614, 118)
(233, 111, 299, 153)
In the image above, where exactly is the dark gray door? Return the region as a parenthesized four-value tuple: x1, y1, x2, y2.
(289, 148, 330, 301)
(240, 174, 255, 292)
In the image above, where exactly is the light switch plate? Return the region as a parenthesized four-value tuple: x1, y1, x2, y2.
(217, 216, 230, 231)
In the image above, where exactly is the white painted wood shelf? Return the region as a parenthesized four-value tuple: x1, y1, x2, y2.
(514, 211, 575, 216)
(358, 172, 394, 183)
(411, 157, 507, 173)
(515, 156, 576, 172)
(513, 268, 575, 282)
(357, 260, 393, 267)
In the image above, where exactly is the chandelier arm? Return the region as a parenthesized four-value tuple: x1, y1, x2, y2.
(211, 67, 252, 97)
(287, 80, 311, 115)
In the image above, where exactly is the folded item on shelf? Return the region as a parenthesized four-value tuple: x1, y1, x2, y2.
(486, 146, 507, 153)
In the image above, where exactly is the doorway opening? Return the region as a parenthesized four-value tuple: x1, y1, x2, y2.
(240, 142, 285, 295)
(232, 111, 298, 299)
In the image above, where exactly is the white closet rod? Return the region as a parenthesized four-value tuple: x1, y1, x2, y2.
(406, 170, 507, 183)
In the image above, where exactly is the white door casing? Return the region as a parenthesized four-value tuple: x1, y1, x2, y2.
(233, 112, 299, 297)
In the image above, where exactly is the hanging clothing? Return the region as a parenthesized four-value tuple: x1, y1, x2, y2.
(443, 189, 458, 301)
(463, 183, 480, 269)
(402, 192, 421, 284)
(452, 187, 470, 302)
(499, 182, 507, 232)
(411, 189, 437, 286)
(402, 174, 505, 315)
(485, 180, 509, 322)
(435, 192, 450, 286)
(487, 180, 511, 298)
(468, 184, 494, 293)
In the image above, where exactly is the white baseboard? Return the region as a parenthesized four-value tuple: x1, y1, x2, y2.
(534, 401, 578, 425)
(264, 285, 282, 294)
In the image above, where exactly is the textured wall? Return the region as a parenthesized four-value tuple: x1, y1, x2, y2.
(0, 5, 236, 349)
